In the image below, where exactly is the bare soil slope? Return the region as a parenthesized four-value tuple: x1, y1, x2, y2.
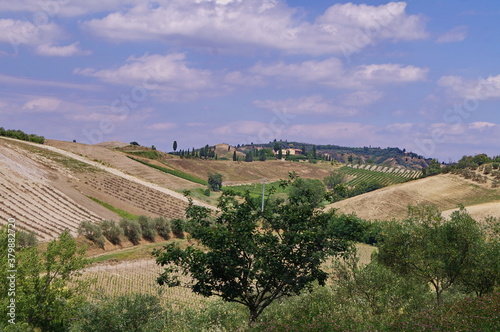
(165, 158, 332, 185)
(46, 140, 200, 190)
(0, 138, 117, 240)
(0, 138, 212, 241)
(326, 174, 500, 221)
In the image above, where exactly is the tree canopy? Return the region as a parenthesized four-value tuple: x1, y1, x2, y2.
(376, 205, 499, 306)
(153, 175, 349, 324)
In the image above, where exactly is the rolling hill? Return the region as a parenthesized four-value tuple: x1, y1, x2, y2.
(1, 135, 499, 243)
(326, 173, 500, 221)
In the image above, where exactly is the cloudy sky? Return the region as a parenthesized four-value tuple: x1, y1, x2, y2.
(1, 0, 499, 161)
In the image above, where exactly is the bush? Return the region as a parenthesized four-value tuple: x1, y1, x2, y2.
(208, 173, 223, 191)
(99, 220, 123, 245)
(16, 230, 37, 248)
(171, 218, 185, 238)
(138, 216, 157, 242)
(154, 217, 171, 240)
(71, 294, 166, 332)
(78, 221, 105, 249)
(119, 219, 142, 245)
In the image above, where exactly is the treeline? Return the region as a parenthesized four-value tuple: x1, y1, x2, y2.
(0, 127, 45, 144)
(78, 216, 185, 248)
(240, 140, 430, 168)
(422, 153, 500, 182)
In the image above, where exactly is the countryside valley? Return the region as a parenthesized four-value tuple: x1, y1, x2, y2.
(1, 129, 499, 331)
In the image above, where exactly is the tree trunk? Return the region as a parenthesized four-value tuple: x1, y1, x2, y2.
(248, 308, 259, 326)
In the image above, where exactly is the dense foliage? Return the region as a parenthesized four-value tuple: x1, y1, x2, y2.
(154, 175, 350, 324)
(0, 127, 45, 144)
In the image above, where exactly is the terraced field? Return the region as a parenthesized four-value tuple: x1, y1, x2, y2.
(0, 166, 102, 241)
(81, 172, 189, 219)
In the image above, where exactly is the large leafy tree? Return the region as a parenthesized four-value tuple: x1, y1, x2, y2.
(154, 175, 349, 325)
(376, 205, 494, 306)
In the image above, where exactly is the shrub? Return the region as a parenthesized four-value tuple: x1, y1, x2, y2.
(171, 218, 185, 238)
(119, 219, 142, 245)
(138, 216, 157, 242)
(78, 221, 105, 249)
(71, 294, 166, 332)
(154, 217, 171, 240)
(99, 220, 123, 245)
(16, 230, 37, 248)
(208, 173, 223, 191)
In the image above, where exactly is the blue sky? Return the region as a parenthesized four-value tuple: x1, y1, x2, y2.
(1, 0, 499, 161)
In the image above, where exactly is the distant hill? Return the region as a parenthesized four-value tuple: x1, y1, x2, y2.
(234, 141, 433, 170)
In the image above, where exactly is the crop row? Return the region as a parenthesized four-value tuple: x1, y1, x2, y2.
(346, 164, 422, 179)
(0, 178, 102, 240)
(79, 259, 213, 309)
(83, 174, 188, 219)
(340, 166, 417, 187)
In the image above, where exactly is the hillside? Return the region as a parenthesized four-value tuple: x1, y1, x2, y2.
(326, 173, 500, 221)
(240, 141, 432, 169)
(0, 137, 213, 240)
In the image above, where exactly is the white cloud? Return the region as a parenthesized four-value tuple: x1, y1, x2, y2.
(36, 42, 90, 57)
(0, 74, 100, 91)
(253, 93, 383, 117)
(353, 64, 428, 83)
(243, 58, 428, 88)
(83, 1, 428, 55)
(23, 97, 63, 112)
(469, 121, 495, 130)
(0, 19, 89, 56)
(147, 122, 177, 131)
(436, 25, 467, 43)
(438, 74, 500, 100)
(254, 95, 357, 116)
(74, 53, 218, 101)
(0, 19, 62, 47)
(0, 0, 142, 17)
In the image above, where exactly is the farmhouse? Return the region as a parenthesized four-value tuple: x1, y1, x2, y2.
(275, 148, 302, 156)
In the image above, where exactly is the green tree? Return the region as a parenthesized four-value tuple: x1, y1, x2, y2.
(154, 217, 171, 240)
(120, 219, 142, 245)
(377, 206, 487, 306)
(324, 170, 347, 190)
(288, 177, 326, 207)
(277, 147, 283, 159)
(173, 140, 177, 152)
(233, 151, 237, 161)
(208, 173, 223, 191)
(99, 220, 123, 245)
(171, 218, 185, 238)
(259, 149, 267, 161)
(472, 153, 492, 166)
(0, 229, 88, 331)
(78, 221, 105, 249)
(153, 176, 349, 325)
(245, 152, 253, 162)
(332, 248, 431, 317)
(138, 216, 157, 242)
